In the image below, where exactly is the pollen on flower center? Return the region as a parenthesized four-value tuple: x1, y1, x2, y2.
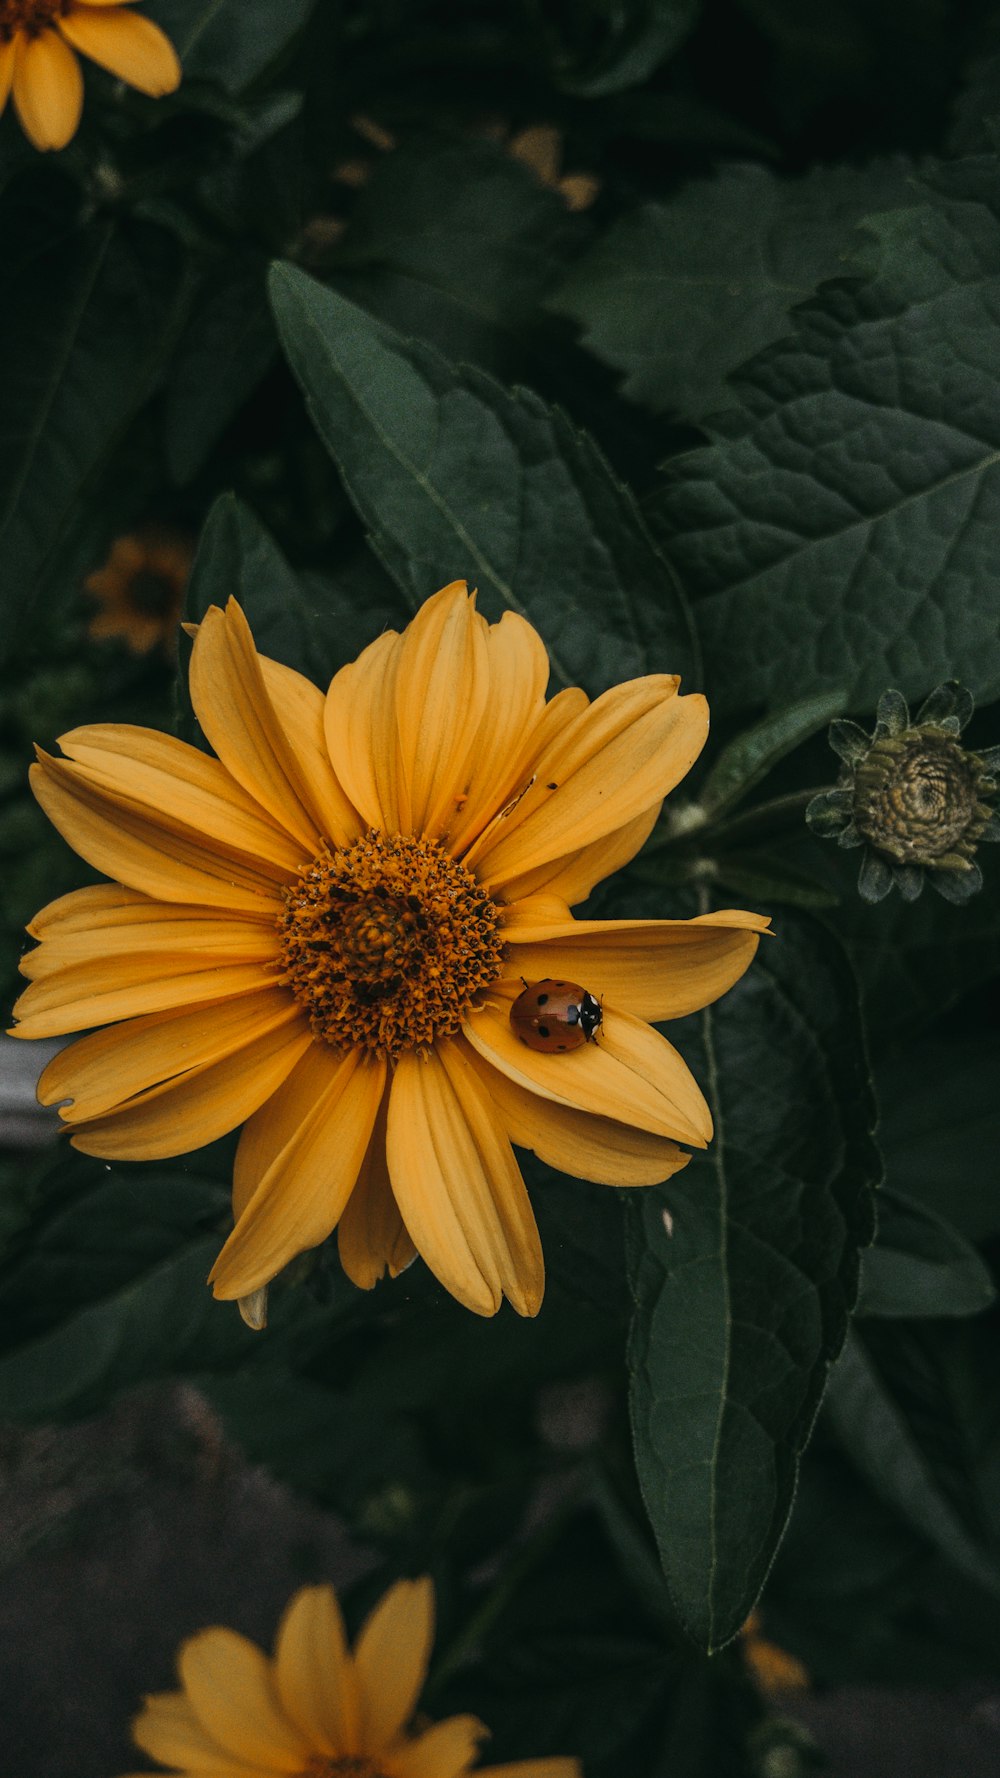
(277, 830, 505, 1061)
(0, 0, 66, 39)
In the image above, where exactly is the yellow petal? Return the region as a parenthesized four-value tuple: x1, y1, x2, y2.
(30, 754, 284, 914)
(54, 723, 306, 872)
(466, 1041, 691, 1186)
(188, 601, 336, 852)
(178, 1627, 310, 1770)
(389, 1712, 488, 1778)
(67, 1015, 312, 1159)
(0, 37, 16, 114)
(470, 679, 708, 891)
(12, 956, 277, 1040)
(386, 1043, 545, 1318)
(337, 1093, 416, 1288)
(504, 908, 769, 1022)
(496, 803, 660, 906)
(392, 581, 490, 837)
(443, 609, 550, 856)
(464, 998, 712, 1148)
(274, 1584, 361, 1756)
(26, 882, 274, 942)
(131, 1691, 265, 1776)
(12, 29, 83, 151)
(259, 651, 363, 846)
(354, 1576, 434, 1751)
(37, 988, 300, 1122)
(324, 626, 406, 831)
(21, 907, 278, 981)
(58, 4, 180, 94)
(210, 1047, 386, 1299)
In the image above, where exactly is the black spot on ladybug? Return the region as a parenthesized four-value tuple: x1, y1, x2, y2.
(536, 991, 549, 1005)
(537, 1024, 550, 1038)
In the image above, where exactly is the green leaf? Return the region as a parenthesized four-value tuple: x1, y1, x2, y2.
(268, 264, 698, 696)
(627, 914, 879, 1650)
(857, 1187, 996, 1319)
(824, 1329, 1000, 1596)
(830, 861, 1000, 1041)
(698, 690, 847, 818)
(649, 165, 1000, 715)
(876, 1034, 1000, 1240)
(0, 219, 186, 667)
(551, 161, 916, 418)
(543, 0, 701, 97)
(147, 0, 315, 93)
(164, 255, 275, 484)
(335, 136, 582, 379)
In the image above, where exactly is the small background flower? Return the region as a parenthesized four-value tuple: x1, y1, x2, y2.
(85, 526, 193, 657)
(807, 683, 1000, 903)
(122, 1573, 581, 1778)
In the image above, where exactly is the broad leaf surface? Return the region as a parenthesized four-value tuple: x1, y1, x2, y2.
(650, 163, 1000, 714)
(268, 265, 698, 695)
(825, 1327, 1000, 1596)
(876, 1033, 1000, 1240)
(544, 0, 701, 96)
(551, 161, 916, 417)
(147, 0, 315, 92)
(857, 1187, 995, 1319)
(336, 136, 583, 379)
(0, 219, 185, 666)
(627, 914, 879, 1649)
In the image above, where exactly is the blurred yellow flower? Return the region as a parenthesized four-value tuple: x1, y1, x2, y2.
(120, 1575, 581, 1778)
(741, 1610, 810, 1696)
(0, 0, 180, 152)
(12, 583, 768, 1318)
(86, 526, 193, 657)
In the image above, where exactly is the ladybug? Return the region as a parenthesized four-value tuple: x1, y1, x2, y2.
(510, 978, 603, 1052)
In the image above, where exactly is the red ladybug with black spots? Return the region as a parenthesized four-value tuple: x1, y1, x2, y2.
(510, 978, 603, 1052)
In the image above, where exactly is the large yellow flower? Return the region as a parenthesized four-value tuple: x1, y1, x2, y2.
(120, 1574, 581, 1778)
(12, 583, 768, 1317)
(0, 0, 180, 152)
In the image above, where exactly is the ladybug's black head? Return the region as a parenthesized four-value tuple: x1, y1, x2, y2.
(578, 990, 603, 1041)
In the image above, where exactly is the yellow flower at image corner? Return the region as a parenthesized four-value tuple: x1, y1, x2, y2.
(86, 526, 194, 657)
(10, 582, 770, 1320)
(0, 0, 180, 153)
(118, 1574, 582, 1778)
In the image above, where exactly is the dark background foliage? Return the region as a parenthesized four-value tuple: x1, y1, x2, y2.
(2, 1, 1000, 1773)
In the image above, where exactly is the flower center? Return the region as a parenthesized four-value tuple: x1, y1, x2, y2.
(0, 0, 66, 39)
(128, 568, 181, 618)
(278, 830, 505, 1061)
(853, 730, 983, 864)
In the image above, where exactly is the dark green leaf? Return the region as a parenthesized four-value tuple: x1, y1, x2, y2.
(825, 1329, 1000, 1595)
(268, 265, 698, 696)
(650, 165, 1000, 715)
(627, 915, 879, 1650)
(335, 136, 582, 379)
(0, 220, 186, 666)
(164, 256, 275, 484)
(551, 161, 916, 417)
(698, 690, 847, 817)
(147, 0, 315, 93)
(876, 1034, 1000, 1240)
(857, 1186, 995, 1319)
(544, 0, 701, 97)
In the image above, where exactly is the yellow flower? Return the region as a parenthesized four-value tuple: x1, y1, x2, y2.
(12, 583, 768, 1317)
(119, 1575, 581, 1778)
(0, 0, 180, 153)
(86, 526, 193, 657)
